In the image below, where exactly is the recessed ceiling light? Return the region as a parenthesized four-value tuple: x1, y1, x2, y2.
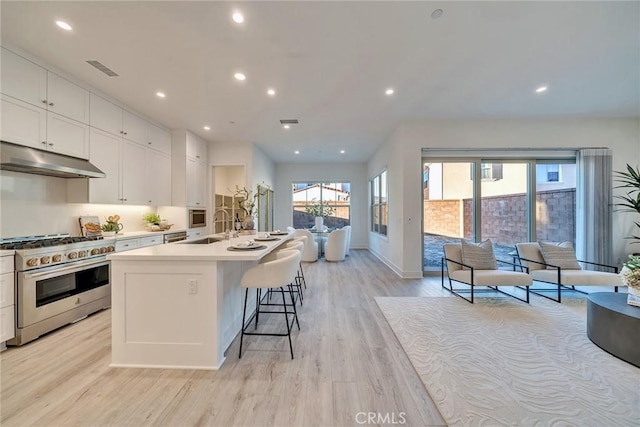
(203, 126, 211, 131)
(156, 91, 166, 98)
(283, 125, 291, 130)
(267, 88, 276, 96)
(234, 72, 246, 81)
(340, 150, 346, 154)
(56, 20, 72, 31)
(294, 150, 300, 155)
(232, 12, 244, 24)
(536, 85, 548, 93)
(385, 88, 394, 96)
(431, 9, 444, 19)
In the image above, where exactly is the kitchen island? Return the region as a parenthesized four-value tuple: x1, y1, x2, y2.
(107, 232, 291, 370)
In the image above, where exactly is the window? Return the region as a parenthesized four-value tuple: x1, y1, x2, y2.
(371, 170, 388, 235)
(291, 182, 350, 229)
(537, 164, 560, 182)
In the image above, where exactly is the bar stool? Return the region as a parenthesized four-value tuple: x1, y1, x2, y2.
(280, 239, 306, 303)
(288, 237, 308, 289)
(239, 250, 301, 359)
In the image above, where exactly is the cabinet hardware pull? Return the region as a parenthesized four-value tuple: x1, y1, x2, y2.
(48, 143, 54, 146)
(49, 102, 54, 106)
(42, 100, 47, 104)
(41, 141, 47, 144)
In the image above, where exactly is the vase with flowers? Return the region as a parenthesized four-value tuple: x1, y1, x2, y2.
(234, 185, 258, 234)
(621, 254, 640, 306)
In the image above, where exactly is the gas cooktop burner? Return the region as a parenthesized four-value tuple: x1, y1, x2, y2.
(0, 235, 104, 250)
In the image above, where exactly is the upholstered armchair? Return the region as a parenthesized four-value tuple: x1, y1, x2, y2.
(515, 242, 622, 303)
(324, 229, 348, 262)
(442, 240, 532, 304)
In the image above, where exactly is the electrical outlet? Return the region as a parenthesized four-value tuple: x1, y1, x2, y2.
(188, 279, 198, 295)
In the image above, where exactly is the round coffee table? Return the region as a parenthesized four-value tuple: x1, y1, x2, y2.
(587, 292, 640, 367)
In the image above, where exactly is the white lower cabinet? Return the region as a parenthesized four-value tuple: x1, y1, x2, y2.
(0, 254, 16, 345)
(186, 228, 206, 241)
(139, 235, 163, 248)
(115, 238, 140, 252)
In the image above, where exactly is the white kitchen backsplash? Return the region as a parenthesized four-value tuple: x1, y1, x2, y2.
(0, 171, 187, 238)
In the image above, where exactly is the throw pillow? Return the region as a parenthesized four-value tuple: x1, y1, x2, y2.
(538, 241, 581, 270)
(461, 239, 497, 270)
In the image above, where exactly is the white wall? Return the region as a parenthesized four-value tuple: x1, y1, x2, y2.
(368, 117, 640, 278)
(274, 162, 367, 250)
(0, 171, 183, 238)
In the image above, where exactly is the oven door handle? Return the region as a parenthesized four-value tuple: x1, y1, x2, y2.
(22, 259, 109, 280)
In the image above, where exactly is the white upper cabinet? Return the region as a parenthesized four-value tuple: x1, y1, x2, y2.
(89, 93, 123, 136)
(0, 95, 46, 149)
(1, 48, 89, 124)
(186, 134, 207, 161)
(46, 72, 90, 124)
(148, 123, 172, 155)
(146, 149, 172, 206)
(46, 112, 89, 158)
(121, 140, 147, 205)
(0, 47, 47, 107)
(85, 128, 121, 204)
(122, 110, 148, 145)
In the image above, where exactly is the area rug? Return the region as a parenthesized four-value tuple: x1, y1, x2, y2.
(375, 296, 639, 426)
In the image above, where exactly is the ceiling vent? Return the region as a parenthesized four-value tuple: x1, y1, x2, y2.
(279, 119, 299, 125)
(86, 60, 119, 77)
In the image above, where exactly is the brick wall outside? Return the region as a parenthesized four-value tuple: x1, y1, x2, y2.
(425, 189, 575, 246)
(424, 200, 462, 237)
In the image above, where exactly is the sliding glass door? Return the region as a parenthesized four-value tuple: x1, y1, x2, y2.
(423, 156, 576, 271)
(423, 162, 474, 269)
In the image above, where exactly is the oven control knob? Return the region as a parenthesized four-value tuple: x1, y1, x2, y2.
(40, 256, 51, 264)
(90, 248, 100, 256)
(99, 247, 107, 254)
(78, 250, 87, 258)
(107, 245, 115, 252)
(26, 258, 39, 267)
(67, 252, 78, 260)
(52, 254, 62, 263)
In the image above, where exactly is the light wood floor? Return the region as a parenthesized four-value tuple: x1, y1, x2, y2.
(1, 250, 451, 427)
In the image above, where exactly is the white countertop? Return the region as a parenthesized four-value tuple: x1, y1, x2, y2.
(109, 229, 188, 240)
(0, 250, 15, 256)
(107, 232, 292, 262)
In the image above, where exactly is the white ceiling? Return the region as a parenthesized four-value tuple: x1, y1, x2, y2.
(1, 1, 638, 163)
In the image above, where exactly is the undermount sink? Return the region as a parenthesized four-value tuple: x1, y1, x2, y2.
(182, 237, 223, 244)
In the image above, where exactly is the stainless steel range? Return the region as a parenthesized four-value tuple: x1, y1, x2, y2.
(0, 233, 116, 345)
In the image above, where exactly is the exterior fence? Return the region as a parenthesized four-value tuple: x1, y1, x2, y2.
(424, 189, 576, 246)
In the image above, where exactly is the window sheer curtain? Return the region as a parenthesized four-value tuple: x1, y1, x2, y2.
(576, 148, 613, 268)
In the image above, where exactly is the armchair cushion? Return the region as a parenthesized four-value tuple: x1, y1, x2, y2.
(461, 239, 497, 270)
(538, 241, 581, 270)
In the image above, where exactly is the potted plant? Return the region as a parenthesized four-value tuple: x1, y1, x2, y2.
(305, 199, 334, 230)
(143, 212, 162, 231)
(101, 215, 123, 236)
(614, 164, 640, 247)
(620, 254, 640, 306)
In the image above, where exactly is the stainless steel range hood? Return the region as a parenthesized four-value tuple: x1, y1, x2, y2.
(0, 141, 105, 178)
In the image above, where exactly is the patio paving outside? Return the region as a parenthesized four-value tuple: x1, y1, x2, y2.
(423, 233, 516, 270)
